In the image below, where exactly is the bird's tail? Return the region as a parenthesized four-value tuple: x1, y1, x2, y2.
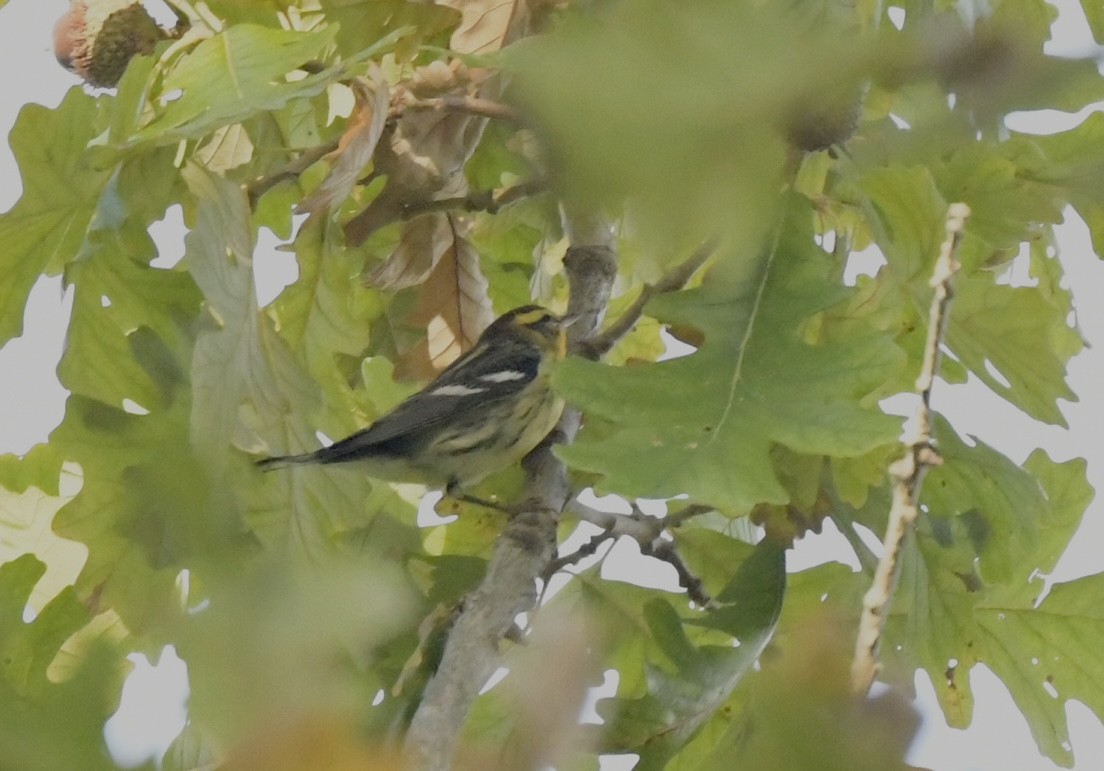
(255, 452, 317, 472)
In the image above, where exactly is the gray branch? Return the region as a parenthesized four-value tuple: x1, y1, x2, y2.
(564, 500, 716, 607)
(401, 219, 617, 771)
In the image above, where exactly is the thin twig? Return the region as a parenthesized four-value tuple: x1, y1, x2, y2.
(642, 539, 713, 609)
(399, 179, 546, 221)
(561, 499, 715, 606)
(567, 500, 660, 542)
(584, 240, 716, 358)
(665, 503, 714, 529)
(541, 530, 616, 582)
(850, 203, 971, 695)
(246, 138, 340, 207)
(399, 94, 521, 123)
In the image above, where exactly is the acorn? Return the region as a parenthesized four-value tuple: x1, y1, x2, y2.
(53, 1, 167, 88)
(782, 82, 866, 153)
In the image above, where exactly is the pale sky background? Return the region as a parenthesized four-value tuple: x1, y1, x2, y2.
(1, 1, 1103, 769)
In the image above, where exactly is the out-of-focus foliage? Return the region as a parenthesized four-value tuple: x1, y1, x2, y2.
(0, 0, 1100, 768)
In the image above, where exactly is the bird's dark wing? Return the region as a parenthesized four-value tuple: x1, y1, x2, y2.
(301, 341, 541, 464)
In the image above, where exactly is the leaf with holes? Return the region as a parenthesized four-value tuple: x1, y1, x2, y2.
(882, 445, 1095, 766)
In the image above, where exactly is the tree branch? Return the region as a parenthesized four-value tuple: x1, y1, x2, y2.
(401, 218, 617, 771)
(398, 93, 522, 123)
(399, 179, 546, 221)
(245, 138, 340, 208)
(641, 539, 713, 609)
(561, 500, 716, 607)
(850, 203, 971, 695)
(541, 529, 616, 582)
(583, 240, 715, 358)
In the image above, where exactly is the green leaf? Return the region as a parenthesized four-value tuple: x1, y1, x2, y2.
(977, 573, 1104, 765)
(318, 0, 459, 60)
(933, 145, 1063, 270)
(859, 165, 947, 284)
(947, 273, 1080, 427)
(506, 0, 806, 249)
(182, 165, 403, 559)
(1006, 113, 1104, 258)
(0, 89, 109, 346)
(556, 200, 902, 514)
(271, 221, 382, 384)
(0, 444, 64, 497)
(688, 611, 917, 771)
(1083, 0, 1104, 43)
(0, 556, 83, 697)
(860, 164, 1080, 425)
(179, 552, 415, 744)
(671, 526, 756, 601)
(59, 254, 198, 410)
(50, 396, 208, 636)
(922, 416, 1047, 584)
(0, 448, 85, 611)
(698, 540, 787, 636)
(547, 571, 685, 698)
(0, 555, 122, 771)
(595, 540, 785, 768)
(133, 25, 340, 144)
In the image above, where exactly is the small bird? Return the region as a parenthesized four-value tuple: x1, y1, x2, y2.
(257, 305, 572, 496)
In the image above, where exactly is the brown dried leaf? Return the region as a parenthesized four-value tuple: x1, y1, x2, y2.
(297, 68, 389, 218)
(369, 213, 453, 291)
(344, 67, 486, 246)
(394, 215, 493, 380)
(438, 0, 530, 55)
(390, 108, 487, 191)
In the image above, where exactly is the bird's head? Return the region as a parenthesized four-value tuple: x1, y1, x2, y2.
(492, 305, 575, 359)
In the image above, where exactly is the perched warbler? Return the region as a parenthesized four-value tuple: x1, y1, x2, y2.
(256, 305, 572, 495)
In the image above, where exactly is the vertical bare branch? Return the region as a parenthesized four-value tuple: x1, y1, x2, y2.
(850, 203, 971, 695)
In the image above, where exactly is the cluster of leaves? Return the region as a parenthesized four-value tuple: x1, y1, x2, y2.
(0, 0, 1102, 768)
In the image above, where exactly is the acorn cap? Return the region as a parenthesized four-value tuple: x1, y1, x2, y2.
(53, 0, 166, 88)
